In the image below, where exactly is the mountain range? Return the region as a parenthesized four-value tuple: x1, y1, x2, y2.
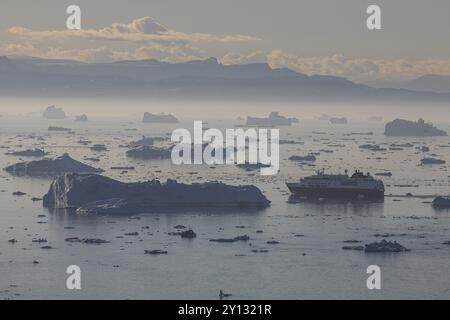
(1, 55, 450, 102)
(366, 75, 450, 94)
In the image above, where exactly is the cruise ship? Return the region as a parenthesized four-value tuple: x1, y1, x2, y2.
(286, 170, 385, 199)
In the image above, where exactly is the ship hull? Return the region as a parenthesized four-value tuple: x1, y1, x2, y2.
(286, 184, 384, 199)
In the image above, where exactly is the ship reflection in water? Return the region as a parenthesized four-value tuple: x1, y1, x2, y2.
(287, 194, 385, 216)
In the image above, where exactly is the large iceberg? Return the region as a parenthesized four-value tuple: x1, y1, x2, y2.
(385, 118, 447, 137)
(4, 154, 103, 176)
(142, 112, 179, 123)
(43, 105, 66, 119)
(43, 173, 270, 214)
(246, 112, 298, 126)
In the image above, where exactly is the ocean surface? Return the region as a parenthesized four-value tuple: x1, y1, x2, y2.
(1, 110, 450, 300)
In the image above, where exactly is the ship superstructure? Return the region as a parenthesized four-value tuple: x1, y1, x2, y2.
(286, 170, 385, 199)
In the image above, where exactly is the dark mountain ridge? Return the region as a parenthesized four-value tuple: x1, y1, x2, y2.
(1, 55, 449, 102)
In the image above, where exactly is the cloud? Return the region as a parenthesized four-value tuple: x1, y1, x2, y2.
(220, 51, 266, 65)
(8, 16, 260, 44)
(0, 41, 204, 63)
(4, 17, 450, 82)
(264, 51, 450, 82)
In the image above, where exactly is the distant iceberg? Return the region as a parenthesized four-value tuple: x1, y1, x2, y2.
(5, 148, 46, 157)
(142, 112, 179, 123)
(75, 114, 88, 122)
(126, 145, 171, 159)
(330, 117, 348, 124)
(4, 153, 103, 176)
(246, 112, 298, 126)
(43, 105, 66, 119)
(43, 173, 271, 214)
(385, 118, 447, 137)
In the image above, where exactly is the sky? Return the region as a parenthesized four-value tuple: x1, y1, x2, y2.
(1, 0, 450, 82)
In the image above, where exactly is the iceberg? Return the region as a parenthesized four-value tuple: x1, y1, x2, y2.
(42, 173, 270, 214)
(43, 105, 66, 119)
(385, 118, 447, 137)
(142, 112, 179, 123)
(4, 153, 103, 176)
(126, 145, 171, 159)
(246, 112, 297, 126)
(330, 117, 348, 124)
(75, 114, 88, 122)
(5, 148, 46, 157)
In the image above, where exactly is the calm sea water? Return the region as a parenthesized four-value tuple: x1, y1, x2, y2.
(1, 112, 450, 299)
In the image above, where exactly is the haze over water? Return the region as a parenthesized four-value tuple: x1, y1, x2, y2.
(1, 99, 450, 299)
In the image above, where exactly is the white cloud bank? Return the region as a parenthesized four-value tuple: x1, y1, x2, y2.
(2, 16, 450, 82)
(221, 51, 450, 82)
(8, 16, 260, 44)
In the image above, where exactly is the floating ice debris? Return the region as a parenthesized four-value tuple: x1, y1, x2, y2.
(4, 154, 104, 176)
(233, 235, 250, 241)
(329, 117, 347, 124)
(390, 143, 414, 148)
(48, 126, 71, 132)
(246, 112, 298, 126)
(145, 249, 168, 255)
(32, 238, 47, 243)
(43, 173, 270, 214)
(75, 114, 88, 122)
(77, 139, 92, 145)
(375, 172, 392, 177)
(359, 144, 387, 152)
(219, 290, 232, 299)
(417, 146, 430, 152)
(279, 140, 303, 145)
(210, 238, 236, 243)
(43, 105, 65, 119)
(126, 145, 171, 159)
(81, 238, 110, 244)
(364, 240, 410, 253)
(180, 229, 197, 239)
(236, 162, 271, 171)
(342, 246, 364, 251)
(385, 118, 447, 137)
(431, 196, 450, 208)
(111, 166, 135, 170)
(317, 114, 332, 121)
(373, 233, 407, 238)
(420, 158, 446, 165)
(346, 132, 373, 136)
(288, 155, 316, 162)
(90, 144, 108, 151)
(5, 149, 46, 157)
(127, 136, 157, 148)
(142, 112, 179, 123)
